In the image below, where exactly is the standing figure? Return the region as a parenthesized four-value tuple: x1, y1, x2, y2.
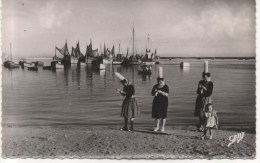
(201, 103, 218, 140)
(117, 79, 139, 131)
(194, 72, 214, 131)
(151, 76, 169, 132)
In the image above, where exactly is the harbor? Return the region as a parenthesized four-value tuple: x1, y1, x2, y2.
(1, 0, 256, 160)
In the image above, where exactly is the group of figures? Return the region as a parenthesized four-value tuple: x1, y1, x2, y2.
(116, 65, 218, 140)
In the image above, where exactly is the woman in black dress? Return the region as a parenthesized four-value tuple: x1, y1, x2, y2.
(151, 77, 169, 132)
(194, 72, 213, 131)
(117, 79, 139, 131)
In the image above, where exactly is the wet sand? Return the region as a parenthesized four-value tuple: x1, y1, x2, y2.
(2, 125, 255, 159)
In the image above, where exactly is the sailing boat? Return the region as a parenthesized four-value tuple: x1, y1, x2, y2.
(121, 25, 141, 66)
(55, 40, 70, 65)
(71, 41, 85, 65)
(85, 39, 95, 64)
(112, 44, 123, 65)
(70, 46, 78, 64)
(142, 34, 155, 65)
(3, 43, 20, 69)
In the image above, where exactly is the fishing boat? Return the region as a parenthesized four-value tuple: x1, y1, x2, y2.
(56, 41, 70, 65)
(71, 41, 84, 64)
(112, 45, 123, 65)
(4, 61, 20, 69)
(85, 39, 97, 64)
(43, 65, 52, 70)
(3, 44, 20, 69)
(92, 63, 105, 70)
(142, 34, 156, 65)
(34, 61, 44, 67)
(19, 61, 33, 69)
(121, 26, 142, 66)
(51, 60, 64, 70)
(137, 65, 152, 75)
(92, 56, 105, 70)
(28, 66, 38, 71)
(112, 58, 122, 65)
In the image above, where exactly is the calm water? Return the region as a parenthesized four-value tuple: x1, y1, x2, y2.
(2, 59, 256, 127)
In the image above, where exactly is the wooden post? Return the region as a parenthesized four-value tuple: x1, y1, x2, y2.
(204, 61, 209, 73)
(158, 67, 163, 78)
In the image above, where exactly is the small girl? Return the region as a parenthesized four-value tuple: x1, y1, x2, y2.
(201, 103, 218, 140)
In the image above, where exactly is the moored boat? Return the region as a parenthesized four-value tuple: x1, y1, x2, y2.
(28, 66, 38, 71)
(112, 59, 122, 65)
(4, 61, 20, 69)
(137, 65, 152, 75)
(43, 66, 52, 70)
(30, 61, 44, 67)
(70, 56, 79, 64)
(142, 58, 155, 65)
(91, 56, 105, 70)
(92, 63, 105, 70)
(51, 61, 64, 70)
(3, 43, 20, 69)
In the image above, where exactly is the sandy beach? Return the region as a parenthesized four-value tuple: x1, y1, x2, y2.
(2, 125, 255, 159)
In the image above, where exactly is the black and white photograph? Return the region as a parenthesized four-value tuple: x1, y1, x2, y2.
(0, 0, 257, 160)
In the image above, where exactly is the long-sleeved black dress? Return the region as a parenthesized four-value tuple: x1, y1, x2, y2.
(194, 80, 214, 117)
(121, 85, 139, 118)
(151, 84, 169, 119)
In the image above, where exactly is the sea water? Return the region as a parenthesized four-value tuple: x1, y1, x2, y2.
(2, 59, 255, 127)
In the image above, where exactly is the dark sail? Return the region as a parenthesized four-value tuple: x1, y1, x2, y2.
(86, 40, 93, 57)
(71, 46, 76, 57)
(126, 48, 129, 57)
(75, 41, 83, 58)
(103, 42, 106, 58)
(56, 41, 70, 56)
(111, 45, 115, 57)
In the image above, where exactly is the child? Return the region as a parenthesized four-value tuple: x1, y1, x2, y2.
(201, 103, 218, 140)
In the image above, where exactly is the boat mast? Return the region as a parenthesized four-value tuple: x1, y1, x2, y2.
(119, 43, 121, 54)
(132, 23, 135, 57)
(10, 43, 12, 61)
(147, 34, 150, 51)
(99, 41, 102, 56)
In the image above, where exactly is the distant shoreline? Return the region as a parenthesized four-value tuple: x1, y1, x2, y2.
(160, 57, 255, 60)
(10, 57, 256, 60)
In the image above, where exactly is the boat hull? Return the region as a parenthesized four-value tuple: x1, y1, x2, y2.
(28, 66, 38, 71)
(51, 61, 64, 69)
(4, 61, 20, 69)
(142, 61, 155, 65)
(71, 57, 79, 64)
(112, 61, 122, 65)
(86, 57, 95, 64)
(103, 59, 112, 64)
(92, 64, 105, 70)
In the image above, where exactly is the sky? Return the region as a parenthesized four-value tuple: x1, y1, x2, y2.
(1, 0, 256, 58)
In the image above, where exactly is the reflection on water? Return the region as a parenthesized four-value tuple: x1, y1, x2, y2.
(2, 59, 256, 127)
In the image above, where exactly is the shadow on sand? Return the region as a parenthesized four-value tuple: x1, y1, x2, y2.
(133, 128, 172, 135)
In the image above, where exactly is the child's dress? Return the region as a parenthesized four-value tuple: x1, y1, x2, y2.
(205, 111, 218, 129)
